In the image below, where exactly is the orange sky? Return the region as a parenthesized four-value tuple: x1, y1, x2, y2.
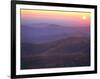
(21, 9, 91, 27)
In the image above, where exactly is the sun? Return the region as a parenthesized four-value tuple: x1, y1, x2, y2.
(82, 16, 87, 20)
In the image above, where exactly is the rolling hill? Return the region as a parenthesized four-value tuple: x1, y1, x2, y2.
(21, 36, 90, 69)
(21, 23, 90, 44)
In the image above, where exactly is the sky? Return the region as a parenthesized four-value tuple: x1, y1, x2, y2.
(21, 9, 91, 27)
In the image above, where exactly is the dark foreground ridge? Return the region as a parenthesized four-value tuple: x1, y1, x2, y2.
(21, 37, 90, 69)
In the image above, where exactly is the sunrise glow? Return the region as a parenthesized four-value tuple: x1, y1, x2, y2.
(21, 9, 91, 27)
